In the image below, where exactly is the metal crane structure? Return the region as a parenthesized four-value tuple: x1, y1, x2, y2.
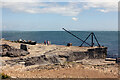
(62, 28, 101, 47)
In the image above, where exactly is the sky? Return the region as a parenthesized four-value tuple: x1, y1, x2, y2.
(1, 0, 118, 31)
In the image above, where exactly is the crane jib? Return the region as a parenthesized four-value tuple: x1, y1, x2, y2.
(62, 28, 101, 47)
(62, 28, 91, 46)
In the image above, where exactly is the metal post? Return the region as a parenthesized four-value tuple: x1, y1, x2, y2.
(80, 33, 92, 47)
(91, 32, 94, 47)
(93, 33, 101, 47)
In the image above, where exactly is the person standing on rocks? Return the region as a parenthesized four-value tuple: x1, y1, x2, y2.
(44, 40, 47, 45)
(47, 40, 50, 45)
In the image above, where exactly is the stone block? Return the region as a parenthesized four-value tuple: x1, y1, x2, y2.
(20, 44, 27, 51)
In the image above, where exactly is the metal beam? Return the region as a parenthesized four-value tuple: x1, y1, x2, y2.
(62, 28, 91, 46)
(93, 33, 101, 47)
(80, 33, 92, 47)
(91, 32, 94, 47)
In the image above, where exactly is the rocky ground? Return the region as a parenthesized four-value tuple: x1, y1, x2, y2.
(0, 39, 119, 78)
(1, 59, 118, 78)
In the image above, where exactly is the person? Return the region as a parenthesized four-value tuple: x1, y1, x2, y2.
(44, 40, 46, 45)
(47, 40, 50, 45)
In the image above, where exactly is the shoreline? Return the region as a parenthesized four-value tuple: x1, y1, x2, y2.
(2, 38, 118, 58)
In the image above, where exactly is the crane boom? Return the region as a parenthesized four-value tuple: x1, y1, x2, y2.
(62, 28, 91, 46)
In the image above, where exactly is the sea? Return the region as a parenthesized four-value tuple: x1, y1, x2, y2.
(2, 31, 119, 58)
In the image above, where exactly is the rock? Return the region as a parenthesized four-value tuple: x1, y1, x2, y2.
(11, 76, 17, 78)
(5, 54, 60, 66)
(116, 58, 120, 63)
(67, 43, 72, 46)
(28, 40, 31, 43)
(15, 39, 37, 45)
(6, 49, 29, 57)
(18, 39, 23, 43)
(105, 58, 116, 61)
(20, 44, 28, 51)
(1, 44, 29, 57)
(19, 62, 25, 65)
(30, 41, 36, 45)
(23, 40, 27, 43)
(24, 55, 60, 66)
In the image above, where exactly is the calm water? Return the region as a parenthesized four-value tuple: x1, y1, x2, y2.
(2, 31, 118, 58)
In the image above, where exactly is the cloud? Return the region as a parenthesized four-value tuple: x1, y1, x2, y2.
(72, 17, 78, 21)
(1, 1, 118, 16)
(83, 1, 118, 12)
(2, 2, 82, 16)
(1, 0, 118, 2)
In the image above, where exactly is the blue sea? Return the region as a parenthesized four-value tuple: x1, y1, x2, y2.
(2, 31, 118, 58)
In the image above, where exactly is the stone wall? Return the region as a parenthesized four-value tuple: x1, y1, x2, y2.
(67, 47, 107, 61)
(87, 47, 107, 59)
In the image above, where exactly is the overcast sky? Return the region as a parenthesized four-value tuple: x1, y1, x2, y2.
(1, 0, 118, 31)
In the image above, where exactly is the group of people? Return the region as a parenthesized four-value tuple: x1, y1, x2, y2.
(44, 40, 51, 45)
